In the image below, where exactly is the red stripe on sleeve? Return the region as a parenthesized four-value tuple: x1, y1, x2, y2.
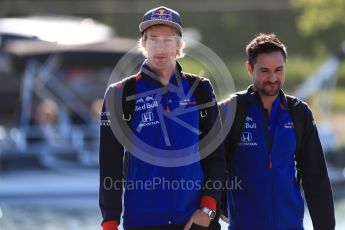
(102, 220, 119, 230)
(200, 195, 217, 211)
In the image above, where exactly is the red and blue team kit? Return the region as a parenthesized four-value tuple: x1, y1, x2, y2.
(99, 61, 225, 229)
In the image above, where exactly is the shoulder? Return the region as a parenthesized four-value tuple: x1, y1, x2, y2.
(182, 72, 208, 83)
(219, 95, 234, 108)
(219, 89, 247, 107)
(183, 72, 214, 93)
(285, 94, 314, 122)
(286, 95, 308, 107)
(286, 95, 311, 112)
(104, 75, 138, 98)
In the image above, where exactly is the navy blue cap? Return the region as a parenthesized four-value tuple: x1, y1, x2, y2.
(139, 6, 182, 35)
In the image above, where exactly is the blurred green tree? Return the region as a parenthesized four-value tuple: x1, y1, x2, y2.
(292, 0, 345, 35)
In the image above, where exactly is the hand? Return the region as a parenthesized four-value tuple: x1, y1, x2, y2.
(184, 209, 211, 230)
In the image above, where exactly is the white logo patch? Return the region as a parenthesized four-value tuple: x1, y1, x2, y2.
(139, 112, 160, 128)
(142, 112, 154, 123)
(145, 96, 155, 102)
(135, 95, 159, 111)
(245, 116, 257, 129)
(136, 98, 145, 104)
(179, 98, 196, 106)
(239, 132, 258, 146)
(284, 122, 294, 129)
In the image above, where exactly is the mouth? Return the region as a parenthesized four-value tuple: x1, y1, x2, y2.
(263, 82, 281, 95)
(265, 82, 280, 87)
(154, 55, 168, 61)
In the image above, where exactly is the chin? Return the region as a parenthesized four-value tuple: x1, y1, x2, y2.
(264, 90, 280, 97)
(263, 85, 280, 96)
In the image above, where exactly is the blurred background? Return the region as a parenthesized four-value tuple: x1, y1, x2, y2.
(0, 0, 345, 229)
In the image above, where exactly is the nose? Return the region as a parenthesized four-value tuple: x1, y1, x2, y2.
(267, 72, 278, 82)
(153, 39, 165, 49)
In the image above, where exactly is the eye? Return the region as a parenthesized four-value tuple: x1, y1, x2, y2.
(164, 38, 174, 44)
(148, 37, 158, 42)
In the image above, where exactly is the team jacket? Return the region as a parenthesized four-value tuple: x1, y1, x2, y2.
(220, 86, 335, 230)
(99, 61, 226, 229)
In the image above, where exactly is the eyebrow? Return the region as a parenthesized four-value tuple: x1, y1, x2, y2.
(258, 66, 284, 70)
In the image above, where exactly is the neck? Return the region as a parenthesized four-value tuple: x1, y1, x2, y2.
(147, 62, 176, 86)
(258, 93, 278, 115)
(156, 68, 174, 86)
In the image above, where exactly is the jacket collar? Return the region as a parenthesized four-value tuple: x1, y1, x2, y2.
(139, 60, 183, 87)
(246, 85, 289, 111)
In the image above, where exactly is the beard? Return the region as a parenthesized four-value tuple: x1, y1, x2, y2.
(257, 82, 281, 96)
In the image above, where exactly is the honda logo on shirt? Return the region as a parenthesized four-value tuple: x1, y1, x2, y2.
(142, 112, 154, 123)
(241, 132, 252, 142)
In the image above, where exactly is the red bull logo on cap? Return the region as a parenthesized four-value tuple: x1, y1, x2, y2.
(151, 8, 173, 21)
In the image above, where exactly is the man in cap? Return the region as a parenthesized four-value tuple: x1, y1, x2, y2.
(99, 6, 225, 230)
